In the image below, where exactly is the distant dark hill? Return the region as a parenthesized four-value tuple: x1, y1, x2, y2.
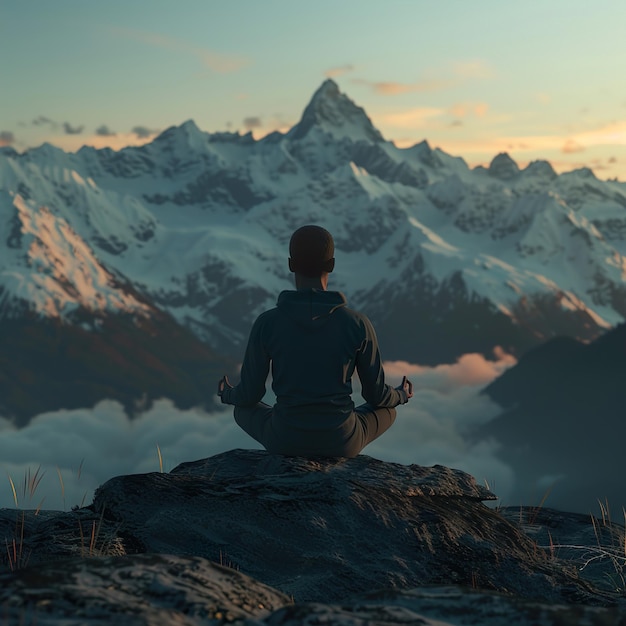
(0, 310, 235, 428)
(478, 323, 626, 513)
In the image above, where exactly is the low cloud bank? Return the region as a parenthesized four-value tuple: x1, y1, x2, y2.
(367, 350, 516, 498)
(0, 352, 516, 511)
(0, 401, 256, 511)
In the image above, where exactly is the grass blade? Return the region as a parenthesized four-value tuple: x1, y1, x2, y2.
(157, 444, 163, 473)
(7, 475, 18, 508)
(56, 467, 65, 510)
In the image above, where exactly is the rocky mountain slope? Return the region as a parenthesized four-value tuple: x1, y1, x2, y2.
(0, 311, 232, 426)
(1, 79, 626, 418)
(1, 450, 624, 624)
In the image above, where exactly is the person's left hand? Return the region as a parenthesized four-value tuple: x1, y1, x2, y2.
(396, 375, 414, 402)
(217, 375, 233, 397)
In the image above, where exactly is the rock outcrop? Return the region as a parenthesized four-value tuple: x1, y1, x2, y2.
(1, 449, 624, 624)
(88, 449, 597, 604)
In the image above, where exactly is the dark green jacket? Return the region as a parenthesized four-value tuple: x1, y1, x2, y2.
(220, 289, 406, 428)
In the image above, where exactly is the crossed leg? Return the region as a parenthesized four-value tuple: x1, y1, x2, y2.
(233, 402, 396, 457)
(233, 402, 274, 446)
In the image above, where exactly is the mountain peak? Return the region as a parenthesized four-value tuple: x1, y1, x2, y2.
(153, 119, 209, 152)
(179, 119, 201, 133)
(289, 80, 384, 143)
(571, 166, 597, 180)
(156, 119, 203, 138)
(315, 78, 340, 98)
(523, 159, 557, 180)
(0, 146, 18, 158)
(488, 152, 520, 180)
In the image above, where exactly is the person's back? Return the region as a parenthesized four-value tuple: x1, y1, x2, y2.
(218, 225, 413, 457)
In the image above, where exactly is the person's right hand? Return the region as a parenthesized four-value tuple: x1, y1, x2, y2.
(217, 375, 233, 397)
(396, 375, 414, 402)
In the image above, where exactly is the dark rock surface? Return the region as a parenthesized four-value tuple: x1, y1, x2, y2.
(1, 450, 625, 624)
(0, 553, 290, 625)
(91, 449, 605, 604)
(261, 587, 626, 625)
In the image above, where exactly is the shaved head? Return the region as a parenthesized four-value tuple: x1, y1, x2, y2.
(289, 225, 335, 277)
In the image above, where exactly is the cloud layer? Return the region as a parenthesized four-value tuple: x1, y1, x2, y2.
(0, 400, 254, 511)
(0, 352, 517, 512)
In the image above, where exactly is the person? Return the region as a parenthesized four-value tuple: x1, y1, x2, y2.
(217, 225, 413, 457)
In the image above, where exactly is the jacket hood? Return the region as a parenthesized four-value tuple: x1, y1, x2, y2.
(277, 289, 347, 330)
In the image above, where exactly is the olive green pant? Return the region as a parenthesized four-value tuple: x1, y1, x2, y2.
(234, 402, 396, 458)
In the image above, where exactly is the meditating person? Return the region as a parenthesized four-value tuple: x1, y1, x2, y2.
(217, 224, 413, 457)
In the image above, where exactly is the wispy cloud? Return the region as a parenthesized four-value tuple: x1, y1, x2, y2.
(474, 103, 490, 118)
(450, 102, 490, 118)
(352, 58, 493, 97)
(353, 78, 449, 95)
(95, 124, 116, 137)
(111, 27, 249, 73)
(562, 139, 585, 154)
(452, 60, 495, 80)
(378, 107, 446, 129)
(575, 120, 626, 146)
(0, 131, 15, 146)
(32, 115, 58, 129)
(50, 130, 159, 152)
(132, 125, 160, 139)
(325, 64, 355, 78)
(63, 122, 84, 135)
(589, 158, 610, 171)
(450, 104, 468, 118)
(410, 120, 626, 158)
(243, 116, 262, 130)
(243, 113, 294, 138)
(513, 121, 626, 155)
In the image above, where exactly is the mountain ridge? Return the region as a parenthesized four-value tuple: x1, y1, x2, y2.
(1, 80, 626, 404)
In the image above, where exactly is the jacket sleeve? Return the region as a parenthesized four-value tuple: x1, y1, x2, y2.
(221, 314, 270, 407)
(356, 315, 407, 408)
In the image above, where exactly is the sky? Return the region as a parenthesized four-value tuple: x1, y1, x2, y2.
(2, 0, 626, 180)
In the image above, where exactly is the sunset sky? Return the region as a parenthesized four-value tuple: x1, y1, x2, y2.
(2, 0, 626, 180)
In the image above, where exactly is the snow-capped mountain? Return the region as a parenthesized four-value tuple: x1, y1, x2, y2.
(2, 79, 626, 378)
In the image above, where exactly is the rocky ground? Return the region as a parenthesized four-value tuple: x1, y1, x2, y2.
(1, 449, 625, 625)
